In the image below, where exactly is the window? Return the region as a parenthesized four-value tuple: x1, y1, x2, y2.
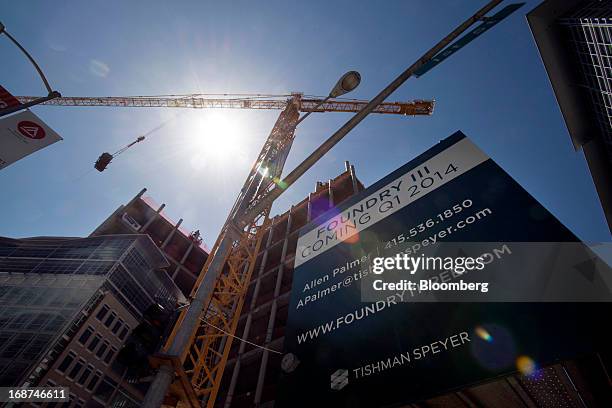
(96, 341, 109, 359)
(118, 326, 129, 340)
(96, 304, 110, 321)
(57, 351, 76, 373)
(77, 364, 94, 385)
(78, 326, 94, 345)
(26, 313, 51, 330)
(67, 358, 85, 379)
(45, 380, 58, 408)
(21, 335, 51, 360)
(87, 370, 103, 391)
(8, 313, 32, 329)
(93, 376, 118, 402)
(112, 319, 123, 334)
(87, 334, 102, 352)
(104, 347, 117, 364)
(104, 312, 117, 328)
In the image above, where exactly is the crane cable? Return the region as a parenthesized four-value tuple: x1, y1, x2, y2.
(111, 112, 183, 157)
(87, 112, 185, 175)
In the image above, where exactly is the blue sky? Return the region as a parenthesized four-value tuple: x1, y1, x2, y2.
(1, 0, 609, 245)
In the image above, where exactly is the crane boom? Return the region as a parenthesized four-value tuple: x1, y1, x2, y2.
(16, 94, 434, 115)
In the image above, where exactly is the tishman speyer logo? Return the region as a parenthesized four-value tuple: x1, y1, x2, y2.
(330, 369, 349, 390)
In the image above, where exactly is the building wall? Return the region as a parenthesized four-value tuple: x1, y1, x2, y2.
(218, 163, 363, 408)
(0, 273, 104, 387)
(527, 0, 612, 232)
(0, 234, 182, 407)
(92, 189, 210, 297)
(34, 292, 141, 408)
(559, 1, 612, 154)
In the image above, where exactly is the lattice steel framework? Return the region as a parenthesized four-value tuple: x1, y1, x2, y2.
(16, 94, 434, 116)
(154, 99, 301, 407)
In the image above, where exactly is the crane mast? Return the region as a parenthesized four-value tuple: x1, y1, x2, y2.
(147, 97, 302, 407)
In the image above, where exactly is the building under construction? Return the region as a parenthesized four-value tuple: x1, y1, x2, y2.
(217, 161, 364, 407)
(91, 190, 210, 297)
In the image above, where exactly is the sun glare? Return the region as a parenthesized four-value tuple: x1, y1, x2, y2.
(187, 112, 246, 169)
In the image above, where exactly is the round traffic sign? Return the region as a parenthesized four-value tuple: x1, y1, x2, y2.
(17, 121, 46, 139)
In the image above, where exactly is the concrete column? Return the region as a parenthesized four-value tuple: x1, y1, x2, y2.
(171, 241, 195, 279)
(254, 211, 292, 405)
(306, 193, 313, 222)
(161, 218, 183, 249)
(140, 203, 166, 233)
(349, 163, 359, 193)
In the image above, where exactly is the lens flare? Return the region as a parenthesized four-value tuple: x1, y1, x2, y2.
(273, 177, 288, 189)
(344, 231, 360, 244)
(516, 355, 537, 376)
(258, 166, 269, 177)
(475, 326, 493, 342)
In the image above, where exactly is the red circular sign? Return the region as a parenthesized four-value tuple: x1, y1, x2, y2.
(17, 120, 46, 139)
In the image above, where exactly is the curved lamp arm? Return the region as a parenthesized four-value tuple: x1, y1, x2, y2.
(0, 22, 61, 117)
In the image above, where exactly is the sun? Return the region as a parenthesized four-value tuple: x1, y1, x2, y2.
(188, 111, 246, 167)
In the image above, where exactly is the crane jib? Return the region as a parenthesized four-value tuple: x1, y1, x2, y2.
(15, 95, 434, 116)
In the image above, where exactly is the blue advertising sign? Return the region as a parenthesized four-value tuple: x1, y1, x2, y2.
(276, 131, 610, 407)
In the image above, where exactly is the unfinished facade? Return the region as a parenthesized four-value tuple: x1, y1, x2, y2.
(217, 162, 363, 407)
(92, 189, 209, 297)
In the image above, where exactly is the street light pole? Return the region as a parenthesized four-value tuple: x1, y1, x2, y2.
(0, 22, 61, 118)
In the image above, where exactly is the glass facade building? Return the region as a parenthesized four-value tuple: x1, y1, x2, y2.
(559, 1, 612, 152)
(528, 0, 612, 232)
(0, 235, 183, 388)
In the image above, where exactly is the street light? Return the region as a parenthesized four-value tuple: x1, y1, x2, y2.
(0, 22, 61, 118)
(296, 70, 361, 125)
(329, 71, 361, 98)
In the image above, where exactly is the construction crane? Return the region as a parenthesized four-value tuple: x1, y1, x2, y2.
(18, 90, 434, 406)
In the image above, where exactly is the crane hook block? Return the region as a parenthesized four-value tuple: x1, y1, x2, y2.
(94, 152, 114, 172)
